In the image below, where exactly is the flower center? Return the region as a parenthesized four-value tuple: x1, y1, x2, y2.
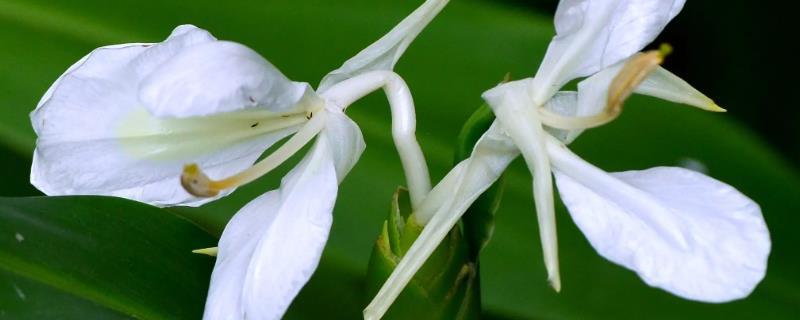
(181, 109, 327, 197)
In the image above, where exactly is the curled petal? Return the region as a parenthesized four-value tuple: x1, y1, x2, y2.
(533, 0, 685, 103)
(318, 0, 449, 91)
(549, 141, 770, 302)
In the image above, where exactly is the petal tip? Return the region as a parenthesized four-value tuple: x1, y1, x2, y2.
(549, 275, 562, 293)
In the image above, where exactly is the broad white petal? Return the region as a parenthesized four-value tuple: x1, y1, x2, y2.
(533, 0, 685, 103)
(549, 142, 770, 302)
(30, 25, 308, 206)
(318, 0, 449, 92)
(140, 41, 318, 118)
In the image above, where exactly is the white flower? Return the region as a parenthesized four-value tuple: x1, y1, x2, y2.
(365, 1, 770, 318)
(30, 1, 449, 319)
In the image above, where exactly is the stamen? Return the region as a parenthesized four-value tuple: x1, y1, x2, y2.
(181, 110, 328, 197)
(539, 46, 670, 130)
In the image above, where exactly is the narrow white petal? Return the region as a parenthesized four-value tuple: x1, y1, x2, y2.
(318, 0, 449, 92)
(533, 0, 685, 103)
(637, 66, 721, 111)
(548, 140, 770, 302)
(483, 80, 561, 290)
(140, 41, 318, 118)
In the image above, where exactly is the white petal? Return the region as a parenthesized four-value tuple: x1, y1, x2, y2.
(318, 0, 449, 92)
(204, 111, 363, 319)
(319, 107, 366, 180)
(549, 142, 770, 302)
(201, 190, 283, 319)
(140, 41, 318, 118)
(30, 26, 309, 206)
(483, 80, 561, 289)
(533, 0, 685, 103)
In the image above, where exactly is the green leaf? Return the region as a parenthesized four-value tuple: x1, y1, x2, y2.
(0, 0, 798, 319)
(0, 196, 216, 319)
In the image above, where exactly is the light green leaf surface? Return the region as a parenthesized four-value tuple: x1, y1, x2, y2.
(0, 0, 798, 319)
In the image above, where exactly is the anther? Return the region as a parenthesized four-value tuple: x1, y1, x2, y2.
(181, 163, 221, 197)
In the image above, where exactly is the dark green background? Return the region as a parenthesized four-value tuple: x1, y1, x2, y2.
(1, 1, 797, 319)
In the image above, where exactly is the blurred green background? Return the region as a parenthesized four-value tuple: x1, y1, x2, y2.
(1, 0, 798, 319)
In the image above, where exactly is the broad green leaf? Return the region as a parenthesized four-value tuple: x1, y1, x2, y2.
(0, 196, 216, 319)
(0, 0, 798, 319)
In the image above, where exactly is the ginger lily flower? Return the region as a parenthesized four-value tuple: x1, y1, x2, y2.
(31, 0, 448, 318)
(365, 0, 770, 318)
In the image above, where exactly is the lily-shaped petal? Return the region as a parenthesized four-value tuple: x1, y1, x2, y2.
(366, 0, 770, 318)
